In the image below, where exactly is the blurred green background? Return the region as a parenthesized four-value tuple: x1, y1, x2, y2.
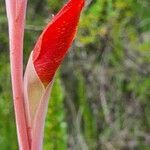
(0, 0, 150, 149)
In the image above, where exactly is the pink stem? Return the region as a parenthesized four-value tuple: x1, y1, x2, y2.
(9, 22, 30, 150)
(6, 0, 30, 149)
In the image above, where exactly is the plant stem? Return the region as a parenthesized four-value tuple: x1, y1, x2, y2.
(9, 21, 30, 150)
(6, 0, 30, 149)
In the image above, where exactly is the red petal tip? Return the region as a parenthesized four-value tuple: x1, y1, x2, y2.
(33, 0, 85, 86)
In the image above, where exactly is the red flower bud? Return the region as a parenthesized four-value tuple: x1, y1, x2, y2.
(33, 0, 85, 86)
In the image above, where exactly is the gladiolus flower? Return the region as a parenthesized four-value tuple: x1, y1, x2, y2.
(24, 0, 85, 149)
(33, 0, 85, 87)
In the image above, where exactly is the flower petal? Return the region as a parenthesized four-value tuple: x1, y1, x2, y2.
(33, 0, 85, 86)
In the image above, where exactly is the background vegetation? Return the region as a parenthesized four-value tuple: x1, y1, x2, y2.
(0, 0, 150, 149)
